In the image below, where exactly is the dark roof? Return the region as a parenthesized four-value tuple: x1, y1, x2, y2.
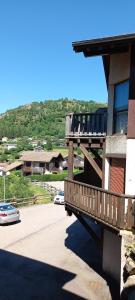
(72, 33, 135, 57)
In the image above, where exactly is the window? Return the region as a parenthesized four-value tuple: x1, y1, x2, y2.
(55, 161, 59, 168)
(26, 161, 31, 167)
(114, 80, 129, 134)
(39, 163, 45, 168)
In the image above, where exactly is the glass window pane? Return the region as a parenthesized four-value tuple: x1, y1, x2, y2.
(115, 111, 128, 134)
(114, 80, 129, 111)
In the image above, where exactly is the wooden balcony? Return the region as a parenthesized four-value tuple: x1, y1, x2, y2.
(65, 111, 107, 147)
(65, 179, 135, 231)
(23, 166, 32, 173)
(23, 166, 44, 174)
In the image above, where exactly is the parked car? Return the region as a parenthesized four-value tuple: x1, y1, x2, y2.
(0, 203, 20, 224)
(54, 191, 64, 204)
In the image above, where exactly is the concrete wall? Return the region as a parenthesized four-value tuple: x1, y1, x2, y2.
(106, 135, 127, 156)
(103, 229, 135, 294)
(103, 229, 121, 282)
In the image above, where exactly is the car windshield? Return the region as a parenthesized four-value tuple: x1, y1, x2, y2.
(58, 192, 64, 196)
(0, 204, 14, 211)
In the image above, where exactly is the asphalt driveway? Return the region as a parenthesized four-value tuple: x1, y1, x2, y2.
(0, 203, 115, 300)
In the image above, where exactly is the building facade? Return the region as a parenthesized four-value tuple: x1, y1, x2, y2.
(64, 33, 135, 293)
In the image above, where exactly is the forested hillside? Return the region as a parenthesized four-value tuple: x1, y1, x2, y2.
(0, 98, 106, 139)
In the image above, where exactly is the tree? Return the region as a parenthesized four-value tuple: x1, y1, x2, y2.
(0, 173, 34, 200)
(46, 138, 53, 151)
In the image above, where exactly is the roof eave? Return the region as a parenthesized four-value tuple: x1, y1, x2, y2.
(72, 33, 135, 57)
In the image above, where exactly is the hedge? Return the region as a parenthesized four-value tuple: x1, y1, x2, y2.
(29, 173, 68, 182)
(28, 169, 81, 182)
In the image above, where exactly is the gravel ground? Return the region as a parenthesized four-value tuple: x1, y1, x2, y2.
(46, 181, 64, 191)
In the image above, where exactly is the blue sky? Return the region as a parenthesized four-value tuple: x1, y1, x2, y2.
(0, 0, 135, 113)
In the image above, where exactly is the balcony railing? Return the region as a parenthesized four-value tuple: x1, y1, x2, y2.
(65, 179, 135, 230)
(65, 111, 107, 138)
(23, 166, 44, 174)
(23, 166, 32, 173)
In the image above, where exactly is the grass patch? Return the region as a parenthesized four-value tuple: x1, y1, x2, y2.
(29, 184, 52, 204)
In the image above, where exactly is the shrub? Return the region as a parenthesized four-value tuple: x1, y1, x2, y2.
(29, 173, 68, 182)
(28, 169, 81, 182)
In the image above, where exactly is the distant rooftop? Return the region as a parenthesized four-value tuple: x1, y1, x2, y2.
(72, 32, 135, 57)
(5, 161, 23, 172)
(20, 151, 63, 162)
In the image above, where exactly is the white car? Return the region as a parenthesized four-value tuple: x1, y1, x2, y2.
(54, 191, 64, 204)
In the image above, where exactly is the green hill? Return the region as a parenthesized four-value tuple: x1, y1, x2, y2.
(0, 98, 106, 139)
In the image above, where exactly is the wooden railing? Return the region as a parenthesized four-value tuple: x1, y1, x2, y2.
(23, 166, 32, 173)
(23, 166, 44, 174)
(65, 111, 107, 137)
(65, 179, 135, 230)
(0, 194, 51, 207)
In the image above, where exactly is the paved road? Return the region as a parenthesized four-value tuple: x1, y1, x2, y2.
(0, 204, 115, 300)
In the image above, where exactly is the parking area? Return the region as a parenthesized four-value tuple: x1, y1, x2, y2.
(0, 203, 114, 300)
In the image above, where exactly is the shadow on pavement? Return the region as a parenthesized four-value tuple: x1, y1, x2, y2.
(0, 220, 21, 226)
(65, 218, 120, 300)
(0, 249, 86, 300)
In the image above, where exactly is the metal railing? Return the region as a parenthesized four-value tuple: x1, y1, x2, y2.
(65, 179, 135, 230)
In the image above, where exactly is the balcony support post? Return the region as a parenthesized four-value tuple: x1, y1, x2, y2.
(68, 141, 74, 179)
(90, 148, 102, 160)
(80, 145, 102, 180)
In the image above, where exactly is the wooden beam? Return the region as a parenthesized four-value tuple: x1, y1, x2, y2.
(68, 141, 74, 179)
(80, 145, 102, 179)
(102, 55, 110, 88)
(90, 149, 102, 160)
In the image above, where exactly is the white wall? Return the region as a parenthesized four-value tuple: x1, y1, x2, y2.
(125, 139, 135, 195)
(104, 158, 109, 190)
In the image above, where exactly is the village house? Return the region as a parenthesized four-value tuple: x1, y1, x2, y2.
(1, 137, 8, 143)
(65, 33, 135, 295)
(4, 143, 17, 151)
(20, 150, 63, 175)
(63, 154, 84, 170)
(30, 140, 39, 148)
